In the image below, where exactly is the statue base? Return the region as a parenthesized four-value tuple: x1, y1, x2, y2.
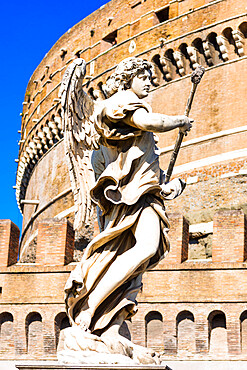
(56, 327, 161, 366)
(15, 363, 172, 370)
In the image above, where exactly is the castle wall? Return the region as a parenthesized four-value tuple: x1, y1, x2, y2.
(1, 209, 247, 360)
(5, 0, 247, 362)
(20, 141, 73, 252)
(16, 0, 247, 256)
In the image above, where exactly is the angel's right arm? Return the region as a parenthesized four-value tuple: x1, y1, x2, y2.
(127, 108, 192, 134)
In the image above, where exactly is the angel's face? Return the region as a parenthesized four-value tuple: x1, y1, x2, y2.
(130, 70, 151, 99)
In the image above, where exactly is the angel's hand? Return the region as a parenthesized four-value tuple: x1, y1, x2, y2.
(176, 115, 193, 136)
(161, 178, 186, 200)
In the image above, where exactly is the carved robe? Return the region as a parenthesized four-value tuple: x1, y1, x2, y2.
(64, 90, 184, 333)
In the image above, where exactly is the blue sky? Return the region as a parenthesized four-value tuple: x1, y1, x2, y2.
(0, 0, 107, 231)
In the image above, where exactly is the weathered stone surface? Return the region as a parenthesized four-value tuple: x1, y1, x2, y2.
(58, 55, 190, 363)
(3, 0, 247, 363)
(15, 364, 171, 370)
(17, 0, 247, 258)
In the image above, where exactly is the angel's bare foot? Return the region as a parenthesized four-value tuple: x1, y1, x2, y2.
(75, 309, 92, 332)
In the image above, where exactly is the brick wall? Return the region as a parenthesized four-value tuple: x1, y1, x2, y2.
(0, 220, 19, 266)
(212, 209, 247, 262)
(5, 0, 247, 362)
(17, 0, 247, 260)
(161, 213, 189, 264)
(36, 218, 74, 265)
(0, 208, 247, 359)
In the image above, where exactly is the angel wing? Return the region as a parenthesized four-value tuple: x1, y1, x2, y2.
(59, 58, 101, 231)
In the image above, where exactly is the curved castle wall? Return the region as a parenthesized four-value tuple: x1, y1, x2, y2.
(0, 0, 246, 361)
(17, 0, 247, 258)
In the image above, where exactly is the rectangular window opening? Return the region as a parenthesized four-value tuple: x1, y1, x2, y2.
(0, 287, 2, 294)
(156, 6, 169, 23)
(102, 30, 118, 46)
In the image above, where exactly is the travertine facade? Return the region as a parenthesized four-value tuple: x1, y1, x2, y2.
(0, 0, 246, 361)
(1, 211, 247, 360)
(16, 0, 247, 257)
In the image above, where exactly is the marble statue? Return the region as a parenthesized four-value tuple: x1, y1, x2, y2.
(57, 57, 193, 365)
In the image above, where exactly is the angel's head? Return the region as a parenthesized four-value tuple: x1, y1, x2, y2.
(104, 57, 154, 98)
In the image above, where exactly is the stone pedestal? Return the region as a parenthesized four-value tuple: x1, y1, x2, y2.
(15, 363, 172, 370)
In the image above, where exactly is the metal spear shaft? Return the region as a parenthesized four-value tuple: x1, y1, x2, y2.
(164, 65, 205, 184)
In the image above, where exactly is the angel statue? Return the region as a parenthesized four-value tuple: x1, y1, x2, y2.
(58, 57, 192, 365)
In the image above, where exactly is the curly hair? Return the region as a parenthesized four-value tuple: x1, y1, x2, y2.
(104, 57, 154, 97)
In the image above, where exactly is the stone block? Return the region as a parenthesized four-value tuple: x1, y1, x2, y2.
(161, 213, 189, 264)
(212, 209, 247, 262)
(36, 218, 74, 265)
(15, 363, 172, 370)
(0, 219, 20, 266)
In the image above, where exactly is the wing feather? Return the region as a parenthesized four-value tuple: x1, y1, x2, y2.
(59, 59, 99, 230)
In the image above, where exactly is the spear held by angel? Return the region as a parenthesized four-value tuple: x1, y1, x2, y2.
(58, 57, 194, 362)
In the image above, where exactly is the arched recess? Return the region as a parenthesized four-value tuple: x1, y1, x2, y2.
(164, 49, 179, 80)
(25, 312, 43, 356)
(54, 312, 70, 350)
(176, 310, 195, 353)
(191, 38, 207, 67)
(151, 54, 164, 85)
(97, 82, 107, 99)
(0, 312, 14, 355)
(238, 22, 247, 54)
(145, 311, 163, 351)
(239, 22, 247, 38)
(207, 32, 223, 65)
(44, 120, 53, 149)
(178, 43, 192, 74)
(208, 310, 228, 355)
(240, 311, 247, 353)
(88, 87, 96, 100)
(222, 27, 237, 57)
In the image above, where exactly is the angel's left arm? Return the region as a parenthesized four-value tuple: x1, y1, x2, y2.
(126, 107, 193, 134)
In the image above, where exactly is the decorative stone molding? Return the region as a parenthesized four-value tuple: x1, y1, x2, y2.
(202, 40, 214, 66)
(186, 46, 199, 69)
(16, 108, 64, 212)
(160, 56, 172, 81)
(216, 35, 229, 61)
(173, 50, 186, 76)
(232, 30, 245, 57)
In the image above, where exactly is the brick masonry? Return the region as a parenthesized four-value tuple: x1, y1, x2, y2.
(16, 0, 247, 256)
(212, 209, 247, 262)
(160, 213, 189, 264)
(0, 220, 19, 266)
(36, 218, 74, 266)
(4, 0, 247, 363)
(1, 211, 247, 360)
